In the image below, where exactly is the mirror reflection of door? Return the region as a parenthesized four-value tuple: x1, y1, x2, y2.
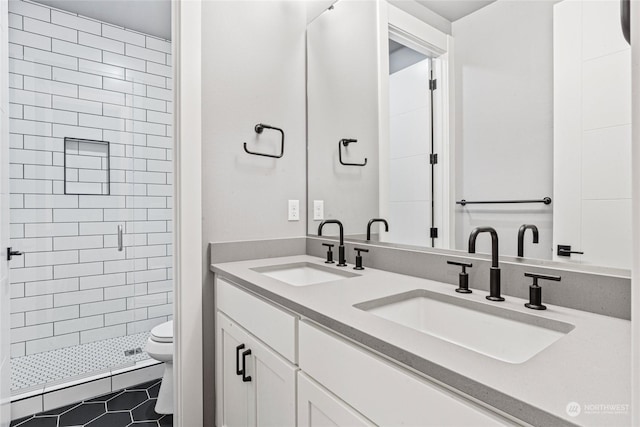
(386, 41, 433, 247)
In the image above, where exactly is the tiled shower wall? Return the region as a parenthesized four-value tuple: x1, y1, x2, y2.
(553, 0, 631, 269)
(7, 0, 173, 358)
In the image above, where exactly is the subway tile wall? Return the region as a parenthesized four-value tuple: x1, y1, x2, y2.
(7, 0, 173, 358)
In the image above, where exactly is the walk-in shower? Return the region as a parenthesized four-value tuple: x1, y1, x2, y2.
(5, 0, 173, 415)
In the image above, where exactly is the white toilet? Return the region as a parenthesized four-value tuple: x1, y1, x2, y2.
(146, 320, 174, 414)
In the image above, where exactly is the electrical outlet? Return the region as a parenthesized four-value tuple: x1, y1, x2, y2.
(288, 200, 299, 221)
(313, 200, 324, 220)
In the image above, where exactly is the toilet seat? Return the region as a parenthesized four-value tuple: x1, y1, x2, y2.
(150, 320, 173, 343)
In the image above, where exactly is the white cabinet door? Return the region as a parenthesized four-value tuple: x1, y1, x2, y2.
(217, 312, 297, 427)
(247, 324, 297, 427)
(216, 312, 252, 427)
(298, 372, 374, 427)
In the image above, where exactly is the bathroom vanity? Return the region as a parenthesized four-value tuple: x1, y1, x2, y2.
(211, 255, 630, 427)
(207, 2, 633, 425)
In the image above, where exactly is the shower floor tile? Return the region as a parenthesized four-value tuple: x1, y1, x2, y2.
(10, 379, 172, 427)
(11, 332, 152, 392)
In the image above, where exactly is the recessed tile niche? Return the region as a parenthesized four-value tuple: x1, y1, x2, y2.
(64, 137, 111, 195)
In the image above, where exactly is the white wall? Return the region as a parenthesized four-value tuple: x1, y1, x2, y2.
(553, 0, 631, 270)
(452, 0, 556, 259)
(202, 2, 306, 244)
(7, 0, 173, 358)
(200, 1, 307, 424)
(387, 0, 451, 35)
(307, 0, 380, 237)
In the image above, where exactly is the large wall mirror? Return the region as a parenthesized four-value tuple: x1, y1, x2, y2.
(307, 0, 632, 271)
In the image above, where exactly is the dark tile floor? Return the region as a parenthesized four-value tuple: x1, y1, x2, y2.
(10, 379, 172, 427)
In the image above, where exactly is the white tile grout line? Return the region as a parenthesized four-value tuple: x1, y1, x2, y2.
(11, 330, 152, 393)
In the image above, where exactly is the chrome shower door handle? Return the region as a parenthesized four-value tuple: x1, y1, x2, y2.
(117, 225, 123, 252)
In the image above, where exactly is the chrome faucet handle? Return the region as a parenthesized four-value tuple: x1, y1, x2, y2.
(524, 272, 561, 310)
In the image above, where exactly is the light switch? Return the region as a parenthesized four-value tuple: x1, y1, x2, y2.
(288, 200, 300, 221)
(313, 200, 324, 220)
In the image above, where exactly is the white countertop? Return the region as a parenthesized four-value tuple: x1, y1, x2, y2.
(212, 255, 631, 427)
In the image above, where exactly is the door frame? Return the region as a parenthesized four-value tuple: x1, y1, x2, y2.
(0, 1, 10, 425)
(172, 0, 203, 426)
(631, 5, 639, 424)
(377, 2, 454, 249)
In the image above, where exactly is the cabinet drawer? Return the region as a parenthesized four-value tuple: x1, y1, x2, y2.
(299, 321, 515, 426)
(298, 372, 374, 427)
(216, 277, 297, 363)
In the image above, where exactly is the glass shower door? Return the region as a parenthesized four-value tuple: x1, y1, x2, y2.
(7, 105, 138, 391)
(125, 71, 174, 344)
(6, 0, 173, 400)
(1, 1, 11, 424)
(5, 42, 144, 392)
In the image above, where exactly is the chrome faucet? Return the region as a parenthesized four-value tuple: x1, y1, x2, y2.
(318, 220, 346, 266)
(468, 227, 504, 301)
(366, 218, 389, 241)
(517, 224, 539, 257)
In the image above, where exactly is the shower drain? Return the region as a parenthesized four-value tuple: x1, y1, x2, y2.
(124, 347, 143, 357)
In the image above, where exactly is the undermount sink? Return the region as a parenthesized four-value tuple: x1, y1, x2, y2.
(252, 262, 359, 286)
(355, 290, 574, 364)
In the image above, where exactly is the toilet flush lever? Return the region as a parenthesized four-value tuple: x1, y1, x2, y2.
(117, 225, 123, 252)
